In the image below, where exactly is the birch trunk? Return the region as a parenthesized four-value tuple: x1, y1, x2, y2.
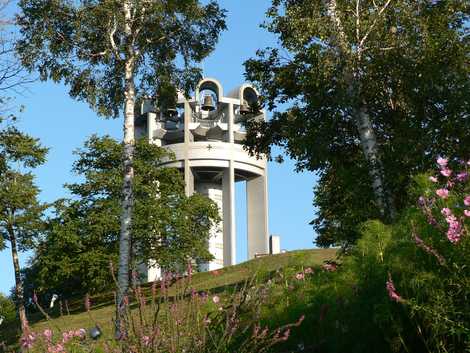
(324, 0, 393, 219)
(354, 104, 387, 217)
(8, 226, 28, 333)
(116, 0, 136, 336)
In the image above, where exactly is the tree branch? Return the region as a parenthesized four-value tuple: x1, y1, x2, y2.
(358, 0, 392, 51)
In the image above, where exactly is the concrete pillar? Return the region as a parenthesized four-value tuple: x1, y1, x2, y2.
(247, 174, 269, 259)
(184, 162, 194, 197)
(223, 163, 236, 266)
(197, 183, 224, 271)
(184, 101, 194, 196)
(270, 235, 281, 255)
(221, 102, 236, 266)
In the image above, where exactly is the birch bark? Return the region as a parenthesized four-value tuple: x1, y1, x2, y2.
(8, 224, 28, 332)
(116, 0, 136, 336)
(324, 0, 393, 218)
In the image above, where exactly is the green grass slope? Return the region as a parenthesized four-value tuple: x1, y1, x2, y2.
(1, 248, 337, 348)
(30, 249, 336, 333)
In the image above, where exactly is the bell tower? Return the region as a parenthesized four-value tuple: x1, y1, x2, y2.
(136, 78, 269, 277)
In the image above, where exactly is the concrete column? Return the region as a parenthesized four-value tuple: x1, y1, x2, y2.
(184, 101, 194, 196)
(247, 173, 269, 259)
(147, 112, 157, 143)
(184, 162, 194, 197)
(223, 163, 236, 266)
(228, 102, 234, 143)
(222, 101, 236, 266)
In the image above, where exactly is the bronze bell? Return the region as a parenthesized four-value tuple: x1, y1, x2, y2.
(239, 100, 251, 115)
(166, 106, 178, 118)
(201, 95, 216, 111)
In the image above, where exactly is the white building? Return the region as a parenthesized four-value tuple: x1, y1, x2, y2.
(136, 78, 270, 279)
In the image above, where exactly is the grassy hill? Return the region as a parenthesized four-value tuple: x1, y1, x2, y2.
(3, 248, 337, 347)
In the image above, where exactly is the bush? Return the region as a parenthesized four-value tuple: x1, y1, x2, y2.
(332, 156, 470, 353)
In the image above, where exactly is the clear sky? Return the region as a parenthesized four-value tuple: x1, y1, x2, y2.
(0, 0, 318, 295)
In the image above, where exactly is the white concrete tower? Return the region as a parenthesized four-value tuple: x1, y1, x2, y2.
(136, 78, 269, 274)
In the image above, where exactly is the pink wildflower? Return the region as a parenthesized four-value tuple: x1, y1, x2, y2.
(441, 208, 452, 217)
(49, 343, 65, 353)
(436, 188, 449, 199)
(386, 274, 403, 303)
(464, 210, 470, 217)
(142, 335, 151, 347)
(464, 195, 470, 206)
(62, 330, 74, 343)
(304, 267, 314, 274)
(429, 176, 438, 183)
(43, 329, 53, 341)
(440, 167, 452, 177)
(437, 157, 448, 167)
(282, 329, 291, 341)
(20, 332, 37, 349)
(295, 272, 305, 280)
(75, 328, 86, 339)
(212, 295, 220, 304)
(322, 263, 337, 272)
(445, 216, 463, 243)
(456, 172, 469, 182)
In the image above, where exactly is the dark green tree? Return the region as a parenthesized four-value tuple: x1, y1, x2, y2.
(244, 0, 470, 247)
(26, 136, 219, 298)
(16, 0, 226, 325)
(0, 127, 47, 333)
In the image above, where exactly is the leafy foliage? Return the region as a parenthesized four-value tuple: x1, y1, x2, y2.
(0, 293, 16, 325)
(26, 136, 220, 298)
(16, 0, 227, 118)
(0, 124, 48, 333)
(244, 0, 470, 247)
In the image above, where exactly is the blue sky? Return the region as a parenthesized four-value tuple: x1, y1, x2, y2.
(0, 0, 318, 295)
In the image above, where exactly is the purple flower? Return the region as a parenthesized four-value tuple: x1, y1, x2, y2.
(464, 210, 470, 217)
(386, 274, 403, 303)
(429, 176, 438, 183)
(418, 196, 426, 207)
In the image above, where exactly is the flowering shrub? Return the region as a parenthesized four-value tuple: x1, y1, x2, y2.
(381, 157, 470, 352)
